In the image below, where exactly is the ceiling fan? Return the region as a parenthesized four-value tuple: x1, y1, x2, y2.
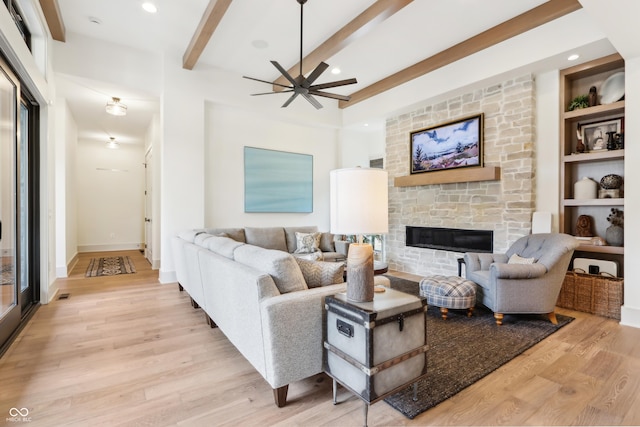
(243, 0, 357, 109)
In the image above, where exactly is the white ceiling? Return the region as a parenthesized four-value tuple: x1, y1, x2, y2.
(51, 0, 619, 146)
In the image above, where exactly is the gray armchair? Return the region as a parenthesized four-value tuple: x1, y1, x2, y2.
(463, 233, 579, 325)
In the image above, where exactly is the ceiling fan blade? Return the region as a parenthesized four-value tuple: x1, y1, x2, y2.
(310, 78, 358, 91)
(308, 90, 351, 102)
(250, 90, 295, 96)
(281, 92, 300, 108)
(301, 93, 323, 110)
(271, 61, 299, 87)
(303, 62, 329, 87)
(243, 75, 292, 89)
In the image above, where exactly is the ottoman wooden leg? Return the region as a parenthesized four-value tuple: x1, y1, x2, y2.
(440, 307, 448, 320)
(467, 307, 474, 317)
(494, 313, 504, 325)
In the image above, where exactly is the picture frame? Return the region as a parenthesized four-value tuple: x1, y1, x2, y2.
(580, 118, 622, 152)
(410, 114, 483, 174)
(244, 147, 313, 213)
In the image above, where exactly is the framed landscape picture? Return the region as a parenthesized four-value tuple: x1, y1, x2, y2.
(410, 114, 483, 174)
(244, 147, 313, 213)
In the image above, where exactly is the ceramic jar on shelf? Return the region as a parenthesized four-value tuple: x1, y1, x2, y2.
(574, 177, 598, 200)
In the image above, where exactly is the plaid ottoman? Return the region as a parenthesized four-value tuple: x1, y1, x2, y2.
(419, 275, 477, 320)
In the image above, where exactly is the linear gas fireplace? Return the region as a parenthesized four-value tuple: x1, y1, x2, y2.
(406, 226, 493, 253)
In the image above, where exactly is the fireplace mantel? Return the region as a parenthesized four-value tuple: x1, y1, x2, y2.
(394, 166, 500, 187)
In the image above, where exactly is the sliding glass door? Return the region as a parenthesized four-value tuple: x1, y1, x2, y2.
(0, 56, 20, 346)
(0, 54, 38, 352)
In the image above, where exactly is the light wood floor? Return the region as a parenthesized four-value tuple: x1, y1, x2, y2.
(1, 250, 640, 426)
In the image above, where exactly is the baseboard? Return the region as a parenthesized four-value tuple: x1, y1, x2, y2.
(151, 259, 161, 270)
(66, 253, 79, 276)
(78, 243, 143, 253)
(620, 305, 640, 328)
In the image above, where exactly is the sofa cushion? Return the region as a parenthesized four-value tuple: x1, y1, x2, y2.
(319, 232, 337, 252)
(206, 235, 245, 259)
(295, 258, 344, 288)
(233, 244, 308, 294)
(244, 227, 288, 252)
(194, 233, 214, 247)
(178, 229, 206, 243)
(284, 226, 318, 253)
(294, 231, 321, 254)
(206, 227, 246, 243)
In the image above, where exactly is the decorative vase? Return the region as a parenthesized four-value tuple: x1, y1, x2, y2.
(346, 243, 374, 302)
(574, 177, 597, 200)
(600, 174, 623, 190)
(605, 225, 624, 247)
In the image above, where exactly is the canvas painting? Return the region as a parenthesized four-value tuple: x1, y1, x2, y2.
(410, 114, 483, 174)
(244, 147, 313, 213)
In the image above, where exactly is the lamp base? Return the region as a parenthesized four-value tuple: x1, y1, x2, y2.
(346, 244, 374, 302)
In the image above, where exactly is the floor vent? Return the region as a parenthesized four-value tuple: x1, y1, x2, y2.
(57, 293, 70, 300)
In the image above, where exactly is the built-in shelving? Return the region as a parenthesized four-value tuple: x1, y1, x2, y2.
(559, 53, 625, 265)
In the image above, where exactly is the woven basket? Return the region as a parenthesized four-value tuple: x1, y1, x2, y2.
(557, 269, 624, 320)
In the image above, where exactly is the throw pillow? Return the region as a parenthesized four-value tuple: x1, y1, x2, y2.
(295, 258, 344, 288)
(319, 232, 336, 252)
(508, 253, 536, 264)
(294, 232, 321, 254)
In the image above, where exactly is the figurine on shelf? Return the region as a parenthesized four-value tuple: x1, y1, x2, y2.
(606, 131, 617, 150)
(576, 127, 585, 153)
(575, 214, 595, 237)
(588, 86, 598, 107)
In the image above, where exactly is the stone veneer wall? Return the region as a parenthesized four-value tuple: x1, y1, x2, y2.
(385, 74, 536, 277)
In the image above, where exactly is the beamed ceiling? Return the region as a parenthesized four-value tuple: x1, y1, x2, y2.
(44, 0, 583, 110)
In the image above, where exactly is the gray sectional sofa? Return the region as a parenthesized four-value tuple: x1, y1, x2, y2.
(171, 226, 349, 407)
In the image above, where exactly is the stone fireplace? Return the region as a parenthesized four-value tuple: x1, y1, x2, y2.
(385, 74, 535, 276)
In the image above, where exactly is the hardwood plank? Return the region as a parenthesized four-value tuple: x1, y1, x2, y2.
(339, 0, 583, 108)
(182, 0, 234, 70)
(1, 251, 640, 425)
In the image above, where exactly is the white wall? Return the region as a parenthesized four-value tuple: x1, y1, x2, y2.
(54, 98, 78, 276)
(76, 141, 145, 251)
(338, 128, 385, 169)
(620, 56, 640, 327)
(534, 70, 561, 231)
(205, 104, 339, 230)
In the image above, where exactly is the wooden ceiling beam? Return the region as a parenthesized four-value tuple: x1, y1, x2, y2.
(273, 0, 413, 91)
(339, 0, 583, 108)
(183, 0, 233, 70)
(39, 0, 66, 42)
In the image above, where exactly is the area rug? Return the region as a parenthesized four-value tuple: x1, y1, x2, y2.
(381, 275, 573, 419)
(85, 256, 136, 277)
(1, 263, 14, 285)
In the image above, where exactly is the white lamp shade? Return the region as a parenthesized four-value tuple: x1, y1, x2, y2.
(330, 168, 389, 235)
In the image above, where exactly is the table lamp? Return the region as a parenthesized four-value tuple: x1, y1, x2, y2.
(330, 167, 389, 302)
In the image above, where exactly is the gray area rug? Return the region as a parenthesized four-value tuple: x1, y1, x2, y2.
(382, 275, 573, 419)
(85, 256, 136, 277)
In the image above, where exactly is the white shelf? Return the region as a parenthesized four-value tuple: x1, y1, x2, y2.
(563, 198, 624, 207)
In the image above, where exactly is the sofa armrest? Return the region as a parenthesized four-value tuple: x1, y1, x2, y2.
(490, 262, 547, 280)
(334, 240, 350, 257)
(259, 283, 347, 389)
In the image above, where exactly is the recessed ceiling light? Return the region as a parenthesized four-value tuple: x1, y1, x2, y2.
(142, 2, 157, 13)
(88, 16, 102, 25)
(331, 67, 341, 75)
(363, 123, 369, 127)
(251, 40, 269, 49)
(568, 54, 580, 61)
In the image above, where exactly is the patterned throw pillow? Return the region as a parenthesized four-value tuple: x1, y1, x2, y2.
(295, 257, 344, 288)
(294, 232, 321, 254)
(508, 253, 536, 264)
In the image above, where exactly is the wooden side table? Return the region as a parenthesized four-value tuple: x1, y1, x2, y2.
(324, 288, 428, 426)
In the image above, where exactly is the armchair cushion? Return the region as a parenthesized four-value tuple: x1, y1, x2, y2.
(490, 262, 547, 280)
(508, 254, 536, 264)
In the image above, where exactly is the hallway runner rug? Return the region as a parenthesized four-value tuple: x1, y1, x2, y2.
(381, 275, 573, 419)
(85, 256, 136, 277)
